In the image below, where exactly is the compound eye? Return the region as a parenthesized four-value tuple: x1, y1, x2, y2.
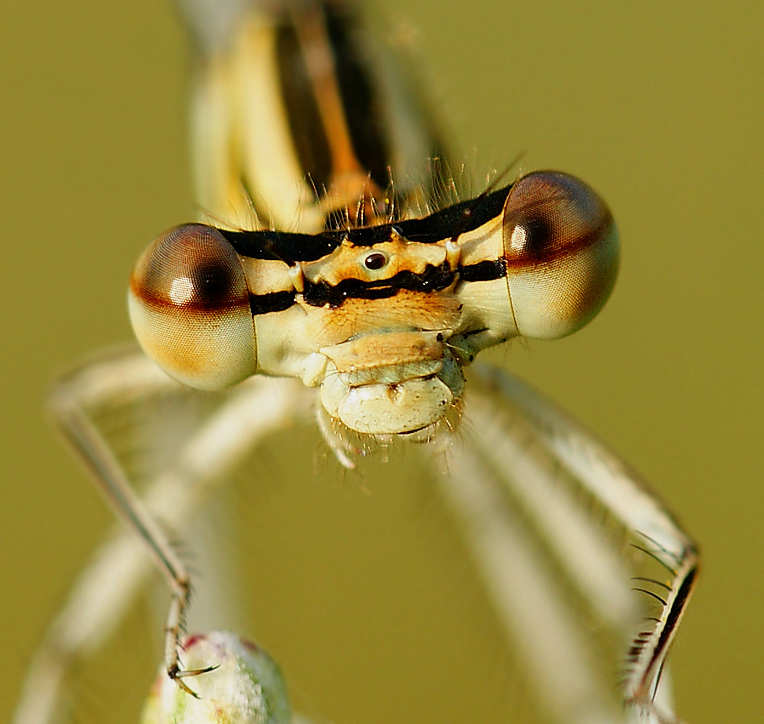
(503, 171, 619, 339)
(128, 224, 256, 389)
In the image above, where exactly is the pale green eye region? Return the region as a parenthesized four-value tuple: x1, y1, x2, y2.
(128, 224, 257, 390)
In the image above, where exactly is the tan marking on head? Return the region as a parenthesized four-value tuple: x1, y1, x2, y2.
(303, 235, 447, 287)
(302, 289, 462, 348)
(320, 330, 448, 373)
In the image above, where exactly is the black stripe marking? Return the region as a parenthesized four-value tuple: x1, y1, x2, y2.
(249, 290, 296, 315)
(222, 183, 513, 261)
(303, 263, 455, 308)
(383, 185, 510, 246)
(222, 230, 340, 263)
(325, 7, 390, 191)
(459, 259, 507, 282)
(276, 21, 332, 191)
(275, 4, 390, 194)
(247, 258, 509, 316)
(651, 565, 697, 665)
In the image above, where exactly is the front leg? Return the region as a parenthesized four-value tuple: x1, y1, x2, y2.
(460, 363, 698, 723)
(14, 347, 314, 724)
(49, 350, 220, 695)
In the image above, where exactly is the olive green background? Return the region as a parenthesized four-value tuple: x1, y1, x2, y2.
(2, 1, 762, 722)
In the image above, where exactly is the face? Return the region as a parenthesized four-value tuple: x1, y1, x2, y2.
(130, 171, 618, 437)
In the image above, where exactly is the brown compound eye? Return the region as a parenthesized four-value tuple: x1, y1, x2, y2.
(128, 223, 257, 389)
(502, 171, 619, 339)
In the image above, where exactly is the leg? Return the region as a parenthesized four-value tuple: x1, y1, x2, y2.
(433, 362, 697, 724)
(14, 347, 314, 724)
(432, 396, 631, 724)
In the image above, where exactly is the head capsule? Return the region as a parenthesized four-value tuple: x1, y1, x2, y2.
(128, 224, 257, 389)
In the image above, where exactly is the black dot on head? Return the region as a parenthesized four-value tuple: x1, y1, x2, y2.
(364, 252, 387, 270)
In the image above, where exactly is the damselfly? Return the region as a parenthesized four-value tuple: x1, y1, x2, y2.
(14, 1, 697, 723)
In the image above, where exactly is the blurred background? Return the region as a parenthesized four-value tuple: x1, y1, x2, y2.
(2, 1, 762, 722)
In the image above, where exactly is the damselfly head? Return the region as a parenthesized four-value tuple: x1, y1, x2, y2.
(128, 171, 618, 438)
